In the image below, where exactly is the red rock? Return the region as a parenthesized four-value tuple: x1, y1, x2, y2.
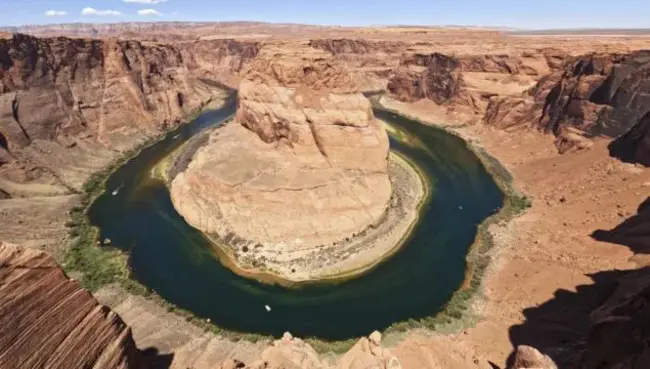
(0, 242, 139, 369)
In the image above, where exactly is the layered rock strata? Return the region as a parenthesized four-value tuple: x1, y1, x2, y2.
(485, 50, 650, 165)
(0, 33, 258, 194)
(0, 242, 139, 369)
(169, 55, 424, 281)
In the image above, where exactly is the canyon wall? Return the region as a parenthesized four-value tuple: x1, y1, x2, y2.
(0, 33, 259, 196)
(485, 51, 650, 165)
(386, 49, 568, 124)
(385, 47, 650, 168)
(0, 242, 140, 369)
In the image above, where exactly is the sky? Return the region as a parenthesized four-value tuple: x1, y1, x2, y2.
(1, 0, 649, 29)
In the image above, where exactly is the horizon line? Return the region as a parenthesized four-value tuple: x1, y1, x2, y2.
(3, 20, 650, 32)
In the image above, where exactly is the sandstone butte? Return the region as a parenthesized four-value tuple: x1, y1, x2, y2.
(169, 53, 397, 280)
(1, 23, 650, 369)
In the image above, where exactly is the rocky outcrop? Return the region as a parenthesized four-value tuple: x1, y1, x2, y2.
(339, 331, 401, 369)
(309, 39, 405, 55)
(388, 53, 468, 104)
(388, 49, 568, 106)
(170, 53, 392, 280)
(0, 33, 255, 194)
(0, 242, 140, 369)
(216, 331, 401, 369)
(258, 332, 323, 369)
(510, 346, 558, 369)
(485, 51, 650, 164)
(178, 38, 260, 84)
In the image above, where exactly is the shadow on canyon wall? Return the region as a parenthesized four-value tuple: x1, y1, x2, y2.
(140, 347, 174, 369)
(506, 269, 624, 368)
(505, 197, 650, 368)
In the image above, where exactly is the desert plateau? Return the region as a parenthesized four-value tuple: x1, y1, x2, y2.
(2, 2, 650, 369)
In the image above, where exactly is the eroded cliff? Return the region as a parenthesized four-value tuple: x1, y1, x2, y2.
(485, 51, 650, 165)
(0, 33, 258, 195)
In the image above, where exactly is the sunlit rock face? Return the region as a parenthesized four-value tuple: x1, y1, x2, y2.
(0, 242, 140, 369)
(170, 54, 392, 250)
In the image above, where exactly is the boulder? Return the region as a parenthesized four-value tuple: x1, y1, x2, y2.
(510, 346, 557, 369)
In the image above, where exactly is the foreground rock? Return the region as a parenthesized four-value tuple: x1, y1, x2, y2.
(216, 331, 401, 369)
(170, 54, 399, 281)
(339, 331, 401, 369)
(0, 242, 139, 369)
(510, 346, 557, 369)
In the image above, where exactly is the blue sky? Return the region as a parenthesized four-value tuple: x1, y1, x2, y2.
(1, 0, 649, 29)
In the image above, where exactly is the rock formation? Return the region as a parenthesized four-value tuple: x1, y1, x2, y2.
(0, 242, 139, 369)
(170, 53, 392, 279)
(339, 331, 401, 369)
(216, 331, 401, 369)
(510, 346, 558, 369)
(485, 51, 650, 165)
(309, 38, 405, 55)
(388, 53, 469, 104)
(387, 49, 567, 109)
(0, 33, 258, 194)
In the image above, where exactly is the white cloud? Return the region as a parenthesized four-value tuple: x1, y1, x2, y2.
(81, 7, 122, 16)
(45, 10, 67, 17)
(137, 8, 162, 16)
(124, 0, 168, 4)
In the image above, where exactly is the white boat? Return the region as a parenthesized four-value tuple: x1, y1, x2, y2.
(111, 184, 124, 196)
(265, 305, 271, 312)
(172, 134, 180, 139)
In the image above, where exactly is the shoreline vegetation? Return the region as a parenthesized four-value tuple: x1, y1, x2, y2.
(374, 97, 532, 337)
(63, 97, 229, 294)
(62, 93, 530, 353)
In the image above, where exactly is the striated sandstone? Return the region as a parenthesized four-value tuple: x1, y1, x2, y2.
(170, 53, 393, 280)
(485, 51, 650, 164)
(0, 242, 139, 369)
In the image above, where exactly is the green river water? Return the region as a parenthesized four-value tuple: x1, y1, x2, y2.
(88, 101, 504, 340)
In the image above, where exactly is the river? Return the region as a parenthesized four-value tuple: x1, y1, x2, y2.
(88, 102, 503, 340)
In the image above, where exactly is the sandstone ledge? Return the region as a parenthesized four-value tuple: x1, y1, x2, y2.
(199, 150, 428, 285)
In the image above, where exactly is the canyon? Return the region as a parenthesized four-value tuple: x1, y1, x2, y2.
(1, 23, 650, 369)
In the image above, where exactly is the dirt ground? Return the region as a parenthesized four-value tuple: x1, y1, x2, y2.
(382, 98, 650, 368)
